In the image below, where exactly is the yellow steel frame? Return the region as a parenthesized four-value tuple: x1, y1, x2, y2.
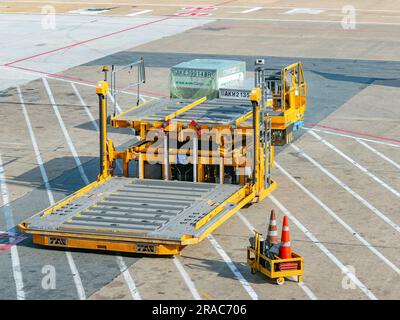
(268, 62, 306, 145)
(19, 180, 276, 255)
(246, 231, 303, 284)
(18, 75, 278, 256)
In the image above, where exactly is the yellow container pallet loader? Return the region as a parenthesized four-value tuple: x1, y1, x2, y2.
(19, 59, 278, 256)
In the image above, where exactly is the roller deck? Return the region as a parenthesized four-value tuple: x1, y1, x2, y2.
(18, 63, 277, 256)
(20, 178, 248, 255)
(112, 98, 255, 127)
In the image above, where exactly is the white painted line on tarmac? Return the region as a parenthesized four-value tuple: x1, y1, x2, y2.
(17, 86, 86, 300)
(127, 10, 153, 16)
(284, 8, 324, 15)
(291, 143, 400, 233)
(269, 195, 377, 300)
(212, 17, 400, 26)
(73, 84, 125, 173)
(173, 256, 202, 300)
(356, 139, 400, 171)
(17, 86, 55, 204)
(309, 130, 400, 199)
(0, 154, 25, 300)
(9, 246, 24, 299)
(236, 212, 318, 300)
(241, 7, 263, 14)
(236, 211, 255, 232)
(65, 251, 86, 300)
(70, 85, 147, 300)
(207, 234, 258, 300)
(71, 83, 99, 132)
(57, 85, 137, 300)
(116, 256, 142, 300)
(0, 65, 152, 101)
(303, 127, 400, 149)
(297, 282, 318, 300)
(107, 92, 123, 114)
(42, 78, 90, 185)
(68, 8, 112, 15)
(275, 162, 400, 276)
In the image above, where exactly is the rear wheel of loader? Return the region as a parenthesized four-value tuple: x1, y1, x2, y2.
(276, 277, 285, 285)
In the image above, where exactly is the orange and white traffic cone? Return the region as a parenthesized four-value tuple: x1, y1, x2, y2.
(267, 209, 279, 246)
(279, 215, 292, 259)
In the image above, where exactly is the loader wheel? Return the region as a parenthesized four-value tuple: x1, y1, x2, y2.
(276, 277, 285, 285)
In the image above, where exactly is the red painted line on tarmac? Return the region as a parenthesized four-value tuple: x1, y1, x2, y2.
(4, 2, 232, 68)
(306, 122, 400, 144)
(7, 65, 94, 84)
(0, 234, 27, 254)
(4, 17, 170, 66)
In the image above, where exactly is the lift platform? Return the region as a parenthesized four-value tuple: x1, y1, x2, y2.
(19, 178, 247, 255)
(111, 97, 256, 130)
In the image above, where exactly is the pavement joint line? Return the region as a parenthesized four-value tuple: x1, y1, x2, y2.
(275, 161, 400, 276)
(3, 11, 400, 31)
(236, 211, 318, 300)
(308, 130, 400, 199)
(116, 255, 141, 300)
(303, 127, 400, 149)
(356, 139, 400, 171)
(0, 154, 25, 300)
(17, 85, 86, 300)
(207, 234, 258, 300)
(173, 256, 202, 300)
(291, 143, 400, 233)
(43, 77, 90, 185)
(269, 194, 378, 300)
